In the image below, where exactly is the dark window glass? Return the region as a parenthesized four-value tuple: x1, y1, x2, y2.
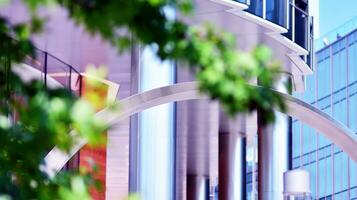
(266, 0, 288, 27)
(247, 0, 263, 17)
(294, 5, 308, 49)
(292, 120, 301, 157)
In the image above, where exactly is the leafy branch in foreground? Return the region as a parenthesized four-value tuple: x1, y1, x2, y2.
(25, 0, 285, 123)
(0, 17, 106, 199)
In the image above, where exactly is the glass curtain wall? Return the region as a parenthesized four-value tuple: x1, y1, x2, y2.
(292, 29, 357, 200)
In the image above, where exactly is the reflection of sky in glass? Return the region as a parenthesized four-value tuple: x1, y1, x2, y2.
(292, 31, 357, 198)
(139, 45, 175, 200)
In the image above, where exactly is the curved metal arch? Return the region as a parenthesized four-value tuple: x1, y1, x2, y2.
(44, 81, 357, 176)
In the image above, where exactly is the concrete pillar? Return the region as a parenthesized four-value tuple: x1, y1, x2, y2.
(128, 40, 140, 193)
(187, 175, 209, 200)
(258, 77, 291, 200)
(138, 46, 176, 200)
(219, 132, 246, 200)
(218, 114, 246, 200)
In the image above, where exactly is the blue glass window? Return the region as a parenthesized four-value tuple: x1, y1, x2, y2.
(306, 163, 317, 197)
(292, 120, 301, 159)
(325, 156, 333, 197)
(303, 74, 316, 103)
(351, 161, 357, 188)
(265, 0, 288, 27)
(349, 94, 357, 133)
(336, 101, 347, 124)
(302, 125, 316, 154)
(315, 145, 334, 199)
(317, 49, 331, 99)
(348, 32, 357, 84)
(247, 0, 263, 17)
(334, 152, 349, 195)
(332, 39, 347, 91)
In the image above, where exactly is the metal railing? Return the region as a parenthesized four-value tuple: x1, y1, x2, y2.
(22, 47, 83, 171)
(293, 3, 310, 49)
(24, 47, 82, 96)
(1, 33, 82, 96)
(284, 1, 314, 68)
(243, 0, 289, 28)
(241, 0, 313, 59)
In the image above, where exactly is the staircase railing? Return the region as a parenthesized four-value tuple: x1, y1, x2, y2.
(23, 47, 82, 96)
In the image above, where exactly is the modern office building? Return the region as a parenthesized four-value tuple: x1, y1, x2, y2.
(9, 1, 357, 200)
(292, 21, 357, 199)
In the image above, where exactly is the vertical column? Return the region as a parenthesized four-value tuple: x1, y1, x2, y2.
(129, 39, 140, 193)
(291, 0, 296, 42)
(187, 175, 209, 200)
(219, 115, 246, 200)
(315, 51, 319, 200)
(183, 100, 218, 200)
(329, 44, 335, 199)
(136, 7, 177, 200)
(346, 35, 351, 200)
(176, 66, 219, 200)
(258, 76, 291, 200)
(138, 46, 176, 200)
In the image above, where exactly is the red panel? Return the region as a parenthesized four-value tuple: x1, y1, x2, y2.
(80, 145, 107, 200)
(79, 76, 109, 200)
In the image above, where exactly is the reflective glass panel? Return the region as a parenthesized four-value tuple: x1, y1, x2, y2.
(266, 0, 288, 27)
(247, 0, 263, 17)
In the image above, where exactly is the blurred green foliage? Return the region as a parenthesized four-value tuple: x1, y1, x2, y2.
(38, 0, 284, 122)
(0, 0, 286, 199)
(0, 15, 105, 199)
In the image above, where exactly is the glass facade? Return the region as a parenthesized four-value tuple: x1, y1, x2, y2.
(292, 29, 357, 199)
